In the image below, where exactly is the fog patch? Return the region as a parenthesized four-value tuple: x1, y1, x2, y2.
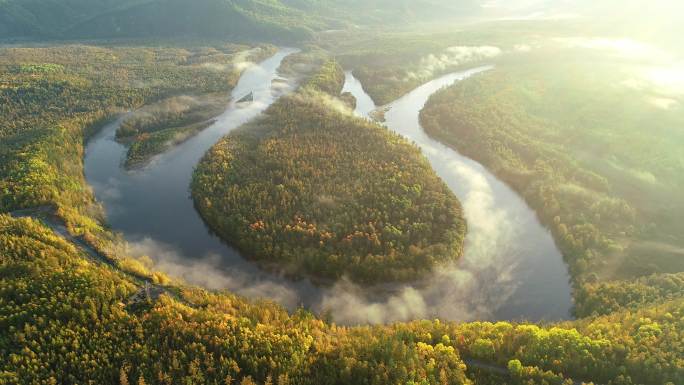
(648, 97, 678, 110)
(122, 96, 206, 130)
(406, 46, 501, 81)
(514, 44, 533, 52)
(296, 89, 355, 116)
(315, 160, 520, 325)
(126, 237, 300, 309)
(231, 48, 259, 72)
(270, 78, 297, 97)
(96, 176, 123, 201)
(142, 95, 201, 115)
(608, 160, 660, 185)
(642, 65, 684, 95)
(622, 64, 684, 100)
(555, 37, 670, 62)
(196, 47, 270, 73)
(87, 176, 130, 218)
(319, 281, 428, 325)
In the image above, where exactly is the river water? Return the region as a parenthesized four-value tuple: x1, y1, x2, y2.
(343, 69, 573, 322)
(84, 49, 572, 325)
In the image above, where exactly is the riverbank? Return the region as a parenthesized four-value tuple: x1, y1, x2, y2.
(418, 51, 684, 317)
(343, 70, 573, 322)
(191, 60, 466, 285)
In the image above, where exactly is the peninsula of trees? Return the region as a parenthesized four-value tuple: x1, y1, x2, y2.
(192, 59, 466, 284)
(0, 20, 684, 385)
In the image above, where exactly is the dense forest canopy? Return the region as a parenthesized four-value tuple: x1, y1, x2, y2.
(1, 211, 681, 384)
(419, 45, 684, 317)
(0, 0, 317, 41)
(192, 59, 466, 284)
(1, 0, 683, 383)
(0, 43, 265, 243)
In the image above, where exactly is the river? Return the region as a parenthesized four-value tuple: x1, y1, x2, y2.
(84, 49, 572, 325)
(342, 69, 573, 322)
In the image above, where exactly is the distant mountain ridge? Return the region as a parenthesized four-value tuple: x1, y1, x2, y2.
(0, 0, 481, 42)
(0, 0, 319, 42)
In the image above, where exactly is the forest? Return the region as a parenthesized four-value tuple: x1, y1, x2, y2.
(1, 213, 681, 384)
(1, 2, 683, 383)
(0, 0, 481, 43)
(116, 46, 276, 168)
(192, 59, 466, 284)
(0, 0, 319, 43)
(419, 47, 684, 317)
(319, 22, 547, 105)
(0, 43, 269, 253)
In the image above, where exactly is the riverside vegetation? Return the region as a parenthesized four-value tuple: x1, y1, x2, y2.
(1, 212, 682, 384)
(419, 47, 684, 318)
(192, 59, 466, 284)
(0, 43, 272, 259)
(1, 13, 683, 385)
(116, 46, 277, 169)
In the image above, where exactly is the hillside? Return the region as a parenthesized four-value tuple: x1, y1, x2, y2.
(0, 0, 482, 42)
(0, 0, 320, 42)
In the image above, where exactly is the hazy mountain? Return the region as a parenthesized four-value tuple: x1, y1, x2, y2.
(0, 0, 319, 42)
(0, 0, 482, 42)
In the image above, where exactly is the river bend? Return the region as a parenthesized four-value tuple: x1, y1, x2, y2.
(85, 50, 572, 324)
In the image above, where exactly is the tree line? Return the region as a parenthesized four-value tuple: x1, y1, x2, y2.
(192, 59, 466, 284)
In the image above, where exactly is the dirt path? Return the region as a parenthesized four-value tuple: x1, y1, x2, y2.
(8, 206, 197, 309)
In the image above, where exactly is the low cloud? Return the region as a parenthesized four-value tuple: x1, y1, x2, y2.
(315, 161, 521, 325)
(558, 37, 684, 101)
(555, 37, 670, 62)
(127, 238, 300, 309)
(622, 65, 684, 102)
(291, 89, 355, 116)
(197, 47, 271, 73)
(642, 65, 684, 95)
(514, 44, 533, 52)
(318, 282, 428, 325)
(121, 95, 223, 134)
(648, 97, 678, 110)
(406, 46, 501, 81)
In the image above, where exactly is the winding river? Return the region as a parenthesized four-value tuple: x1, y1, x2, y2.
(342, 69, 573, 322)
(85, 49, 572, 325)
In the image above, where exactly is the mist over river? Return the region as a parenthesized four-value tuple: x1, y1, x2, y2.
(85, 49, 572, 325)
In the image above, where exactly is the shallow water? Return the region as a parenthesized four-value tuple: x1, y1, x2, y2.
(83, 49, 572, 325)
